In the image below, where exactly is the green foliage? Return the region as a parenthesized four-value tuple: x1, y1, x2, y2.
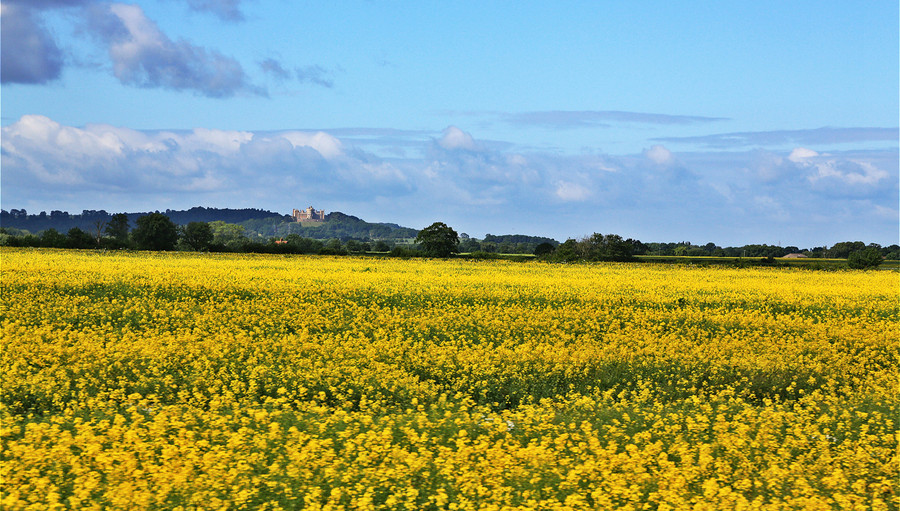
(40, 228, 67, 248)
(415, 222, 459, 257)
(828, 241, 866, 259)
(104, 213, 130, 242)
(319, 238, 348, 255)
(181, 222, 214, 251)
(546, 234, 635, 262)
(208, 220, 246, 249)
(132, 213, 179, 251)
(848, 247, 883, 269)
(66, 227, 96, 249)
(534, 242, 556, 257)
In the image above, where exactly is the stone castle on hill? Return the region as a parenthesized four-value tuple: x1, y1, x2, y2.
(292, 206, 326, 222)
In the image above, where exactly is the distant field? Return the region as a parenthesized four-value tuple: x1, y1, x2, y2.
(2, 249, 897, 509)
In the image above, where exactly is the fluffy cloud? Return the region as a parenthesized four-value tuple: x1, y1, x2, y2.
(86, 3, 260, 97)
(438, 126, 478, 151)
(644, 145, 674, 165)
(555, 181, 591, 202)
(787, 147, 819, 162)
(0, 4, 64, 84)
(2, 0, 261, 96)
(280, 131, 343, 159)
(2, 115, 897, 246)
(0, 115, 352, 198)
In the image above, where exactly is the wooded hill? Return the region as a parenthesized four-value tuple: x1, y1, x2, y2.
(0, 207, 419, 242)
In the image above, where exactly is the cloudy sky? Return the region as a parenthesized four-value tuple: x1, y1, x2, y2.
(2, 1, 897, 247)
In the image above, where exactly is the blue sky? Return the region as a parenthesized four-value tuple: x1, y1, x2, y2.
(2, 0, 898, 247)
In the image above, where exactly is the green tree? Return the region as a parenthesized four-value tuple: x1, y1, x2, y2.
(40, 228, 67, 248)
(132, 213, 178, 251)
(345, 240, 363, 253)
(181, 222, 214, 251)
(827, 241, 866, 259)
(534, 242, 555, 257)
(847, 247, 883, 269)
(209, 221, 246, 249)
(415, 222, 459, 257)
(105, 213, 130, 242)
(553, 239, 580, 262)
(319, 238, 347, 255)
(66, 227, 96, 249)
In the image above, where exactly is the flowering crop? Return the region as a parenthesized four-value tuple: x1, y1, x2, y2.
(1, 248, 897, 510)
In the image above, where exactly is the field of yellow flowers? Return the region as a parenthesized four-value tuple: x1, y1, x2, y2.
(1, 248, 897, 510)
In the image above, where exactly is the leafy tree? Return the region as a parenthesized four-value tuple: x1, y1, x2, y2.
(345, 240, 363, 253)
(66, 227, 96, 249)
(181, 222, 214, 251)
(373, 240, 391, 252)
(847, 247, 883, 269)
(319, 238, 347, 255)
(553, 239, 580, 262)
(284, 234, 324, 254)
(882, 245, 900, 261)
(132, 213, 178, 251)
(459, 238, 481, 253)
(209, 221, 246, 249)
(577, 233, 635, 261)
(827, 241, 866, 259)
(105, 213, 130, 242)
(534, 242, 555, 257)
(415, 222, 459, 257)
(40, 228, 67, 248)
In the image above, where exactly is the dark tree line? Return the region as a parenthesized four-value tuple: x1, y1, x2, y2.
(1, 209, 896, 268)
(0, 207, 284, 234)
(1, 208, 419, 243)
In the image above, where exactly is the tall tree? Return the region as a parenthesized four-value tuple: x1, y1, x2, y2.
(132, 213, 178, 251)
(181, 222, 214, 251)
(415, 222, 459, 257)
(105, 213, 130, 242)
(66, 227, 96, 249)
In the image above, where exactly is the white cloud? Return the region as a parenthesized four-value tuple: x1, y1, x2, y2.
(808, 159, 889, 186)
(86, 2, 260, 97)
(4, 115, 125, 160)
(644, 144, 673, 165)
(279, 131, 343, 159)
(554, 181, 591, 202)
(438, 126, 477, 151)
(189, 128, 254, 154)
(788, 147, 819, 162)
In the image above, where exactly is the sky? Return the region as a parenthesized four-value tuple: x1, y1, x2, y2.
(2, 1, 898, 247)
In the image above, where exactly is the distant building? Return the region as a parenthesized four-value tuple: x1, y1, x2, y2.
(782, 253, 808, 258)
(292, 206, 326, 222)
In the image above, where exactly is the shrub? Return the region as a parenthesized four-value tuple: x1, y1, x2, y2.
(848, 247, 883, 269)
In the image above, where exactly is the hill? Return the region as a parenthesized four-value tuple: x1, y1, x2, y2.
(0, 207, 285, 234)
(0, 207, 419, 242)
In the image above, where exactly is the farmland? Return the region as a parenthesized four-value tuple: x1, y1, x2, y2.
(1, 248, 897, 510)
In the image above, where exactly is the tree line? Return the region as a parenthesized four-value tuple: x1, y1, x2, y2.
(0, 213, 439, 257)
(0, 211, 895, 269)
(1, 208, 419, 243)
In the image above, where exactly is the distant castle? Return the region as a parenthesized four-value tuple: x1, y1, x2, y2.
(292, 206, 326, 222)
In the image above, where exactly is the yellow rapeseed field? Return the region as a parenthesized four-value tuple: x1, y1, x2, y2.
(1, 248, 897, 510)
